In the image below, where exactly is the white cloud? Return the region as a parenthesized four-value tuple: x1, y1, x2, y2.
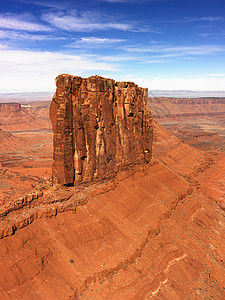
(80, 53, 141, 63)
(182, 16, 223, 22)
(95, 54, 140, 62)
(19, 0, 68, 10)
(149, 40, 160, 44)
(170, 16, 224, 23)
(102, 0, 132, 2)
(0, 13, 50, 32)
(42, 11, 133, 32)
(101, 0, 162, 3)
(124, 45, 225, 56)
(0, 43, 8, 49)
(67, 37, 126, 48)
(144, 59, 171, 63)
(102, 0, 141, 2)
(134, 76, 225, 91)
(204, 74, 225, 77)
(163, 45, 224, 55)
(122, 74, 135, 78)
(0, 49, 116, 92)
(77, 37, 125, 44)
(1, 49, 225, 92)
(198, 33, 212, 38)
(0, 29, 64, 41)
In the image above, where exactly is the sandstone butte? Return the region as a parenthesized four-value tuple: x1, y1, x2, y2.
(50, 74, 153, 185)
(0, 75, 224, 300)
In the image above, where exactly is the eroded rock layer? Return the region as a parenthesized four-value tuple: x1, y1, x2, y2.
(50, 75, 153, 185)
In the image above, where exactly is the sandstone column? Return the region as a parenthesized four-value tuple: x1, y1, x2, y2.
(50, 74, 153, 185)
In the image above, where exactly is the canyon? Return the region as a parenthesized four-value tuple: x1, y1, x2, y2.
(0, 79, 224, 299)
(149, 96, 225, 152)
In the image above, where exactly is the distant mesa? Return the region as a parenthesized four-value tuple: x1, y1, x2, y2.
(149, 97, 225, 119)
(149, 89, 225, 98)
(0, 102, 21, 112)
(0, 92, 53, 103)
(50, 74, 153, 185)
(0, 102, 51, 131)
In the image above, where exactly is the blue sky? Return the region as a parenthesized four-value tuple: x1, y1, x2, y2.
(0, 0, 225, 92)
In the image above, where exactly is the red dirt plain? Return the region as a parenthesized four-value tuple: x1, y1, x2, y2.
(0, 99, 224, 299)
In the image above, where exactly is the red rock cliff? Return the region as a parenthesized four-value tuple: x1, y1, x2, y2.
(50, 74, 153, 185)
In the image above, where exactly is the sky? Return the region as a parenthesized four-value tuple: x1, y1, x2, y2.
(1, 0, 225, 92)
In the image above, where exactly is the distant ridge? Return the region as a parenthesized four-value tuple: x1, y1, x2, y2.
(0, 92, 54, 103)
(1, 90, 225, 103)
(149, 90, 225, 98)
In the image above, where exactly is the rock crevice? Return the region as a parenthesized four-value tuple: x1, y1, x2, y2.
(50, 74, 153, 185)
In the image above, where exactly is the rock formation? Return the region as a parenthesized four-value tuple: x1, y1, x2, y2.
(50, 74, 153, 185)
(0, 102, 21, 112)
(0, 102, 51, 131)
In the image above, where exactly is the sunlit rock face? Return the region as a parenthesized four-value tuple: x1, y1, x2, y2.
(50, 74, 153, 185)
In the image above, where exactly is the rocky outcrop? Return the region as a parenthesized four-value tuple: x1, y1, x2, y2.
(50, 75, 153, 185)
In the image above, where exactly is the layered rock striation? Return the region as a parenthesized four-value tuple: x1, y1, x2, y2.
(50, 74, 153, 185)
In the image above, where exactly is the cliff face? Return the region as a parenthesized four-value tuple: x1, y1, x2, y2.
(50, 74, 153, 185)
